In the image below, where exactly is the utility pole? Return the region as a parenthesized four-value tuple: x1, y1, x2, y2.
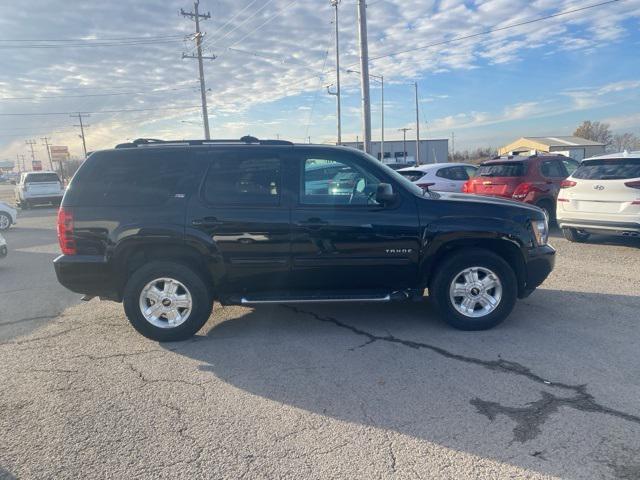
(380, 74, 384, 161)
(41, 137, 54, 171)
(181, 1, 215, 140)
(16, 154, 25, 173)
(357, 0, 372, 154)
(25, 139, 37, 169)
(71, 113, 89, 158)
(451, 132, 455, 160)
(330, 0, 342, 144)
(414, 82, 421, 165)
(398, 128, 411, 163)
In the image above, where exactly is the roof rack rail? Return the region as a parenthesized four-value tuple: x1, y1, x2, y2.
(115, 136, 293, 149)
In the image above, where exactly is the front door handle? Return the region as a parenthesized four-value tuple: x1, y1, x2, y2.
(192, 217, 224, 227)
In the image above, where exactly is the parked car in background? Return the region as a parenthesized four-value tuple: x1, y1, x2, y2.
(463, 154, 579, 220)
(0, 233, 7, 260)
(15, 171, 64, 209)
(398, 163, 478, 192)
(0, 201, 17, 230)
(557, 151, 640, 242)
(54, 137, 554, 341)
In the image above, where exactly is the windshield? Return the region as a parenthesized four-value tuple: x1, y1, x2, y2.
(478, 162, 526, 177)
(573, 158, 640, 180)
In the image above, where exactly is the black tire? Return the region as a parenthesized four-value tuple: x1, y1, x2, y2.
(123, 261, 213, 341)
(429, 248, 518, 331)
(536, 199, 555, 225)
(21, 201, 30, 210)
(0, 213, 11, 231)
(562, 227, 590, 243)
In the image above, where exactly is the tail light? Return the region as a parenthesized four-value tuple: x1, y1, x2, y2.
(417, 182, 434, 191)
(57, 207, 76, 255)
(561, 180, 577, 189)
(624, 180, 640, 190)
(462, 181, 471, 193)
(512, 182, 533, 200)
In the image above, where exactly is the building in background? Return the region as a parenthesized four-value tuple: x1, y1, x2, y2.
(498, 136, 606, 161)
(342, 139, 449, 165)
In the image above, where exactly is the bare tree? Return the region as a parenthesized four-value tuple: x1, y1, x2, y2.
(611, 132, 640, 152)
(574, 120, 613, 147)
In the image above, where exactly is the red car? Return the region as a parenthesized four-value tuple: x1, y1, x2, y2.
(463, 155, 579, 220)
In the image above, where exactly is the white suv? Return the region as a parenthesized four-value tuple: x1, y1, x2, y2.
(15, 171, 64, 209)
(556, 151, 640, 242)
(397, 163, 478, 192)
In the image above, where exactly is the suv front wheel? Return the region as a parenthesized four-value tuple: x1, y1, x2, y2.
(123, 261, 213, 341)
(430, 249, 517, 330)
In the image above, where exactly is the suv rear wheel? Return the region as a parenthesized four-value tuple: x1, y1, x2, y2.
(562, 228, 590, 243)
(430, 249, 517, 330)
(0, 213, 11, 230)
(123, 261, 213, 341)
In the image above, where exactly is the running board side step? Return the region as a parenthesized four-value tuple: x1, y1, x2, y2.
(240, 294, 392, 304)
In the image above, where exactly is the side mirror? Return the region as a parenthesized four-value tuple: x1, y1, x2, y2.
(376, 183, 396, 204)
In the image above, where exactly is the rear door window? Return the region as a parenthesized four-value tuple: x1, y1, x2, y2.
(573, 158, 640, 180)
(203, 156, 281, 206)
(478, 162, 526, 177)
(437, 166, 470, 181)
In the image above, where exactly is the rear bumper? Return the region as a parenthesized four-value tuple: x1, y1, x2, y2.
(520, 244, 555, 298)
(557, 218, 640, 234)
(53, 255, 121, 301)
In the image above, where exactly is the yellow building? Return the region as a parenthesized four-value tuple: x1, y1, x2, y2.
(499, 136, 605, 161)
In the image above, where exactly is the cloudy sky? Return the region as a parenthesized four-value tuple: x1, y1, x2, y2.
(1, 0, 640, 165)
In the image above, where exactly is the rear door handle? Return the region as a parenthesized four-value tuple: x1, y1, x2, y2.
(192, 217, 224, 227)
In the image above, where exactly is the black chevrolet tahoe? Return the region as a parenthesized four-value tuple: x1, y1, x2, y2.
(54, 137, 555, 341)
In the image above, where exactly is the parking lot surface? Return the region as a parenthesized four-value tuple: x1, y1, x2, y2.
(1, 184, 640, 479)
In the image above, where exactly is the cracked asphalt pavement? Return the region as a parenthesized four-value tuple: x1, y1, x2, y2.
(1, 186, 640, 479)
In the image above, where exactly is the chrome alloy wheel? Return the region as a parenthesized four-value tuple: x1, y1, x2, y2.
(449, 266, 503, 318)
(0, 214, 10, 230)
(138, 277, 192, 329)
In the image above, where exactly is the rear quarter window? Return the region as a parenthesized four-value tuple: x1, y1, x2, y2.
(398, 170, 425, 182)
(573, 158, 640, 180)
(66, 150, 191, 206)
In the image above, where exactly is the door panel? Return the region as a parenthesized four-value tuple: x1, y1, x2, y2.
(186, 150, 291, 293)
(290, 150, 420, 290)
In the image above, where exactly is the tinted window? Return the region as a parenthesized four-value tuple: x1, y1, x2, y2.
(203, 156, 280, 205)
(464, 166, 478, 178)
(540, 160, 565, 178)
(562, 158, 579, 175)
(25, 173, 60, 183)
(437, 166, 469, 181)
(302, 157, 382, 205)
(573, 158, 640, 180)
(398, 170, 425, 182)
(478, 162, 526, 177)
(69, 150, 188, 206)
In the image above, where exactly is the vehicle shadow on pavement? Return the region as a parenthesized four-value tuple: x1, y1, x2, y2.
(549, 227, 640, 248)
(163, 289, 640, 479)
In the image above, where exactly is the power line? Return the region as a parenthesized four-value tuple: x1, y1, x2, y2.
(0, 105, 201, 116)
(205, 0, 263, 44)
(367, 0, 624, 62)
(0, 86, 199, 101)
(0, 34, 186, 42)
(225, 0, 300, 50)
(0, 39, 189, 49)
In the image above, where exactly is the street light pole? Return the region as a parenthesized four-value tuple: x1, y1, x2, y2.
(357, 0, 372, 154)
(398, 128, 412, 163)
(330, 0, 342, 144)
(414, 81, 421, 165)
